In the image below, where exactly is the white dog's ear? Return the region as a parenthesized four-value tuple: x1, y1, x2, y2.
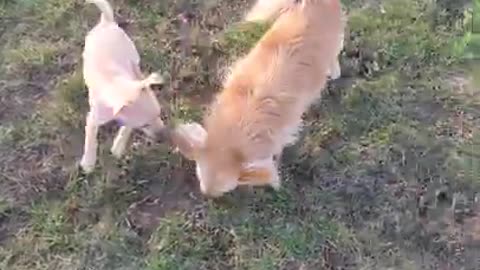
(171, 122, 207, 160)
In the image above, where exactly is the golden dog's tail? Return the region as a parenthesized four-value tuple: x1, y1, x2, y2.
(244, 0, 292, 22)
(86, 0, 115, 23)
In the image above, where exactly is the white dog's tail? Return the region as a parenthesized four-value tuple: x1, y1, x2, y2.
(86, 0, 115, 23)
(244, 0, 291, 22)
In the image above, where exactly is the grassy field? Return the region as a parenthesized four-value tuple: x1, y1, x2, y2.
(1, 0, 480, 269)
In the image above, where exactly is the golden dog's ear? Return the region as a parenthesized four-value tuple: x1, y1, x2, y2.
(170, 123, 207, 160)
(238, 167, 272, 185)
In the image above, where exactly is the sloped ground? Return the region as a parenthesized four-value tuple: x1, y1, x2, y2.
(0, 0, 479, 269)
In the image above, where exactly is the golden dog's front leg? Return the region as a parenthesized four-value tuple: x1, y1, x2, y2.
(328, 59, 341, 80)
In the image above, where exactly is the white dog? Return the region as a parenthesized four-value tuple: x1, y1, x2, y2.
(80, 0, 166, 173)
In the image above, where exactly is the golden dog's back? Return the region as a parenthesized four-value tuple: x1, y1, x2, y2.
(205, 0, 344, 161)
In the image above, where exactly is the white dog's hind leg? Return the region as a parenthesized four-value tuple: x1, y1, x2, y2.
(80, 112, 99, 173)
(111, 126, 133, 158)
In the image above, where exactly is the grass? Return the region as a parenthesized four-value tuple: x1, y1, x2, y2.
(3, 40, 62, 72)
(44, 69, 88, 130)
(0, 0, 479, 269)
(220, 21, 271, 57)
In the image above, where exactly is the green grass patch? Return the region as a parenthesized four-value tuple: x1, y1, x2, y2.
(220, 21, 271, 57)
(29, 199, 81, 253)
(169, 97, 204, 124)
(0, 113, 51, 147)
(348, 0, 455, 68)
(0, 199, 82, 270)
(3, 40, 64, 73)
(9, 0, 80, 27)
(451, 0, 480, 59)
(146, 214, 233, 269)
(43, 70, 88, 130)
(146, 201, 348, 269)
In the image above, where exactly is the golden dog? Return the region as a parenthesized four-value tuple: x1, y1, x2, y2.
(170, 0, 345, 197)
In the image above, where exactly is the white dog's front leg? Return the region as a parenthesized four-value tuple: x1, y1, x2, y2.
(80, 113, 99, 173)
(111, 126, 133, 158)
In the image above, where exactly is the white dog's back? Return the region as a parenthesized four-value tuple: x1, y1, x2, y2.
(83, 2, 143, 118)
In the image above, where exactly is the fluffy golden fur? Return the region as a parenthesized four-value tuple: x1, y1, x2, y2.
(172, 0, 345, 197)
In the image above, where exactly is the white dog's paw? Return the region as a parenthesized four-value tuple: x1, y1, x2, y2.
(80, 158, 95, 174)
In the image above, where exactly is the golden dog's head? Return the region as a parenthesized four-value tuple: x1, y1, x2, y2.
(168, 123, 277, 197)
